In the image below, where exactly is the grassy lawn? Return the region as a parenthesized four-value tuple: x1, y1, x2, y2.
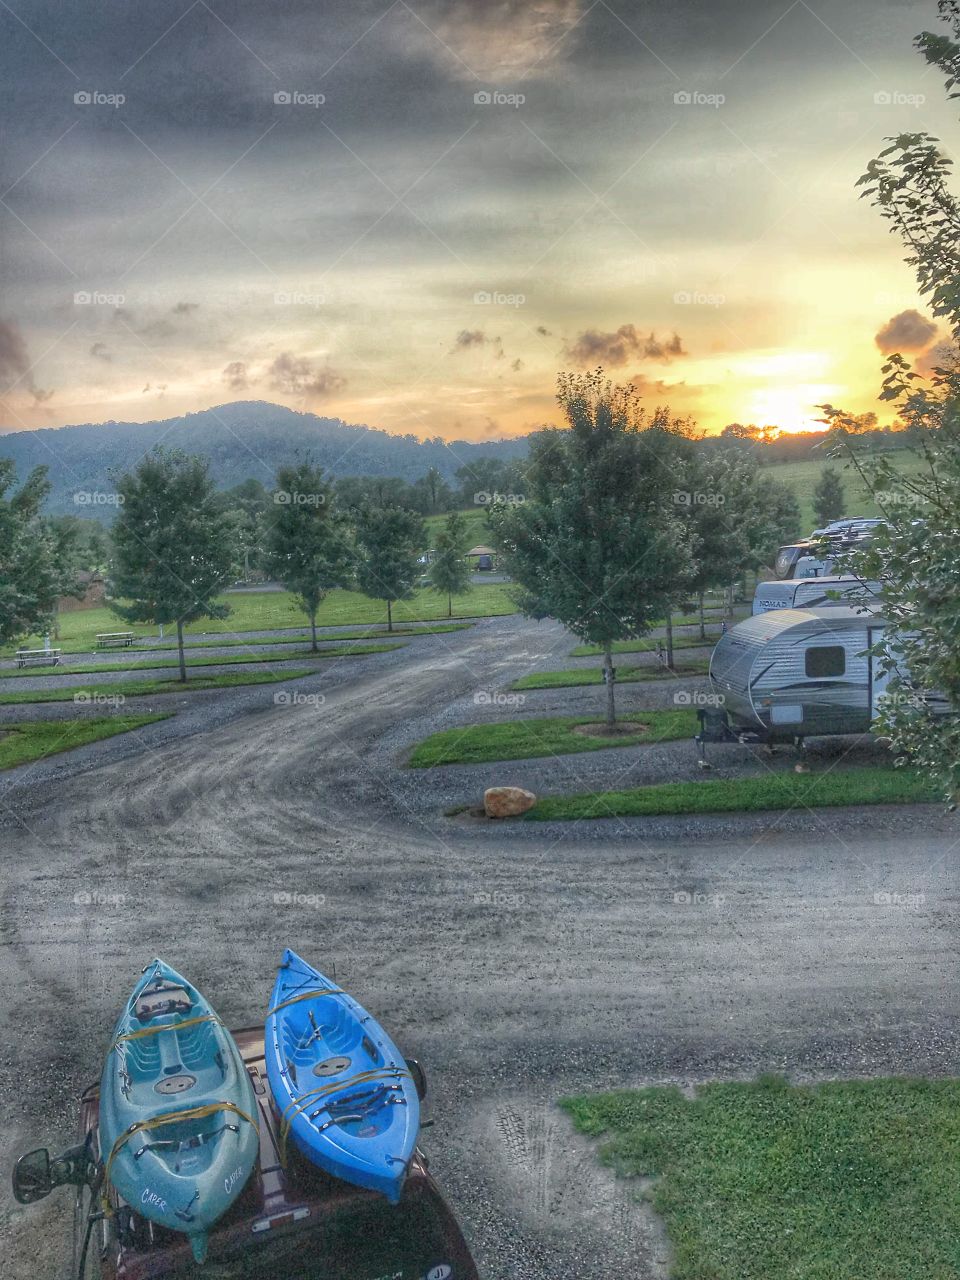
(571, 636, 713, 658)
(0, 668, 316, 705)
(525, 764, 937, 820)
(3, 585, 516, 655)
(423, 506, 491, 542)
(563, 1074, 960, 1280)
(762, 449, 924, 530)
(0, 643, 401, 679)
(0, 715, 171, 771)
(408, 710, 696, 767)
(513, 660, 710, 690)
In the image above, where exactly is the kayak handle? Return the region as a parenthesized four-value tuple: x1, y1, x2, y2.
(314, 1113, 365, 1133)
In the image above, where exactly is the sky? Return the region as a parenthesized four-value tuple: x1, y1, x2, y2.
(0, 0, 956, 442)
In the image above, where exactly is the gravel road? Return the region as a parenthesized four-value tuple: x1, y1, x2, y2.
(2, 615, 959, 1280)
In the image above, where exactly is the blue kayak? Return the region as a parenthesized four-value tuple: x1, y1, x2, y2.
(99, 959, 260, 1263)
(264, 950, 419, 1203)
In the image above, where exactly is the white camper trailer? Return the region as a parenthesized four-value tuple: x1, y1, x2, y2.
(709, 605, 895, 740)
(752, 575, 882, 615)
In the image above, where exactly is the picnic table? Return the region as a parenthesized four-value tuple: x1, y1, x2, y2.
(96, 632, 135, 649)
(15, 649, 63, 669)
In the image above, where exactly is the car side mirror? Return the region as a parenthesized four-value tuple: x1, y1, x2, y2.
(12, 1143, 93, 1204)
(13, 1148, 52, 1204)
(405, 1058, 427, 1101)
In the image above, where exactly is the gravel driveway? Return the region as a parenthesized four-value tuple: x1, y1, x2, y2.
(2, 615, 958, 1280)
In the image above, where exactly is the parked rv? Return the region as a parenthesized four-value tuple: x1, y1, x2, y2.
(752, 575, 882, 615)
(773, 518, 883, 580)
(709, 605, 895, 740)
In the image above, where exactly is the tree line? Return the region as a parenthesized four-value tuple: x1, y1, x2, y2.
(2, 379, 808, 711)
(0, 451, 479, 680)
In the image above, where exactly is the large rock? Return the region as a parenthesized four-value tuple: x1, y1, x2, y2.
(484, 786, 537, 819)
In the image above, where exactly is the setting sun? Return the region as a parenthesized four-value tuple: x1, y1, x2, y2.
(746, 386, 840, 435)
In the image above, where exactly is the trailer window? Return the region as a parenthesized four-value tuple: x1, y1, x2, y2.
(805, 645, 845, 678)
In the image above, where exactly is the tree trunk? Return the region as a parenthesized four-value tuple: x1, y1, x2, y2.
(665, 612, 674, 670)
(387, 600, 393, 632)
(603, 644, 616, 728)
(176, 620, 187, 683)
(310, 609, 318, 653)
(447, 591, 452, 618)
(698, 591, 706, 640)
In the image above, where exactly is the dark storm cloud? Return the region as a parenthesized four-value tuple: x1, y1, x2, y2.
(452, 330, 504, 358)
(566, 325, 686, 368)
(875, 309, 938, 353)
(222, 361, 250, 390)
(0, 319, 52, 403)
(90, 342, 112, 362)
(268, 353, 346, 399)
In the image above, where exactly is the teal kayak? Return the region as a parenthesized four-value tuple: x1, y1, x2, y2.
(99, 959, 259, 1263)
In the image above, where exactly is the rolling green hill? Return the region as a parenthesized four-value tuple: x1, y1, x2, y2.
(760, 449, 922, 532)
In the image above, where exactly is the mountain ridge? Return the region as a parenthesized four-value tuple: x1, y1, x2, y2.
(0, 401, 533, 515)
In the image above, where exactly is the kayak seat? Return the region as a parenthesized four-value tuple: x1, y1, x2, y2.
(123, 1018, 226, 1099)
(134, 983, 193, 1022)
(279, 996, 382, 1074)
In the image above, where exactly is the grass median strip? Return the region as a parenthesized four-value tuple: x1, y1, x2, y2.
(0, 643, 402, 679)
(2, 585, 515, 655)
(570, 635, 714, 657)
(0, 669, 317, 705)
(408, 710, 696, 767)
(525, 763, 937, 820)
(563, 1075, 960, 1280)
(135, 623, 469, 651)
(513, 660, 710, 690)
(0, 714, 171, 770)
